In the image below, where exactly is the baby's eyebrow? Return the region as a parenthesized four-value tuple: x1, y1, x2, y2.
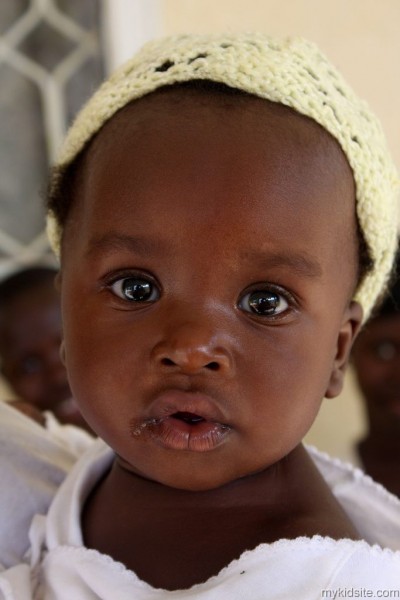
(242, 250, 323, 278)
(86, 233, 322, 278)
(85, 233, 167, 257)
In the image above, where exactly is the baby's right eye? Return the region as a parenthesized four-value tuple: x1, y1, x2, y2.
(110, 276, 160, 302)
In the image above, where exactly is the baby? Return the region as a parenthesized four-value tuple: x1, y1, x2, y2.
(0, 266, 69, 417)
(1, 33, 399, 598)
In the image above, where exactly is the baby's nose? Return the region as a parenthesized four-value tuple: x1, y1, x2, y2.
(151, 324, 234, 376)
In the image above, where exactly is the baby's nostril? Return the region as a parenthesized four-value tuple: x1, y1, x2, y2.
(206, 362, 220, 371)
(161, 358, 175, 366)
(159, 357, 221, 370)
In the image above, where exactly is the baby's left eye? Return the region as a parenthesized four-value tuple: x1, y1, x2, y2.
(239, 289, 289, 316)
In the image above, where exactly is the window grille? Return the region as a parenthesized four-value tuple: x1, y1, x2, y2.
(0, 0, 103, 278)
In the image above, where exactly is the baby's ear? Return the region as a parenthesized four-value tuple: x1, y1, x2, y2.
(325, 301, 363, 398)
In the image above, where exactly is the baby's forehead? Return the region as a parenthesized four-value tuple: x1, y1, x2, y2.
(88, 84, 354, 185)
(82, 85, 356, 225)
(76, 86, 357, 267)
(95, 84, 342, 144)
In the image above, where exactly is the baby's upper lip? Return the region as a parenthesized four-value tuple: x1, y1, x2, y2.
(148, 389, 228, 424)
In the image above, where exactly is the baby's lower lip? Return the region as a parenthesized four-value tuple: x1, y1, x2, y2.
(131, 413, 231, 452)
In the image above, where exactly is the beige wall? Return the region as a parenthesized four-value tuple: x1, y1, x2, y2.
(161, 0, 400, 170)
(160, 0, 399, 461)
(304, 369, 367, 463)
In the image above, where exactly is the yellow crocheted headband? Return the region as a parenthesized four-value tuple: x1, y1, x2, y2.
(47, 32, 399, 321)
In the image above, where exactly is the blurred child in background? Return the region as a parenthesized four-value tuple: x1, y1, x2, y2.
(0, 267, 94, 569)
(0, 266, 93, 436)
(352, 256, 400, 496)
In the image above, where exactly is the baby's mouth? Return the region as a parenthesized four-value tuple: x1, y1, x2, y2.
(130, 393, 231, 452)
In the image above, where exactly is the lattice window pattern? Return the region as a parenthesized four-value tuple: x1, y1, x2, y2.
(0, 0, 104, 278)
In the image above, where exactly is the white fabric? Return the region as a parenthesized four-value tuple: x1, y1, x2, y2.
(1, 440, 399, 599)
(43, 411, 94, 457)
(310, 445, 400, 552)
(0, 401, 93, 569)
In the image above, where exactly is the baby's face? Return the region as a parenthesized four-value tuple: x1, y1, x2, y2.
(60, 90, 362, 490)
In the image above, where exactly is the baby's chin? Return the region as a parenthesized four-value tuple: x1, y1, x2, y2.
(114, 451, 284, 493)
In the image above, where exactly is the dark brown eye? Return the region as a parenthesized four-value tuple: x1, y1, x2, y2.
(240, 289, 288, 316)
(111, 277, 159, 302)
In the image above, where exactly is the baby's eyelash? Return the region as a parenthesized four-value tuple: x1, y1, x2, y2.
(102, 270, 161, 303)
(102, 268, 156, 286)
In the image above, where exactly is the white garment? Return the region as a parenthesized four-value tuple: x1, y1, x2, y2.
(338, 443, 363, 470)
(43, 411, 94, 457)
(0, 440, 399, 599)
(0, 401, 93, 570)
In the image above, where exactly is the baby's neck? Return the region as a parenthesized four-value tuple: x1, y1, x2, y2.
(82, 444, 359, 591)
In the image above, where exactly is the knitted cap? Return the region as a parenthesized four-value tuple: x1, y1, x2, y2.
(47, 32, 399, 321)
